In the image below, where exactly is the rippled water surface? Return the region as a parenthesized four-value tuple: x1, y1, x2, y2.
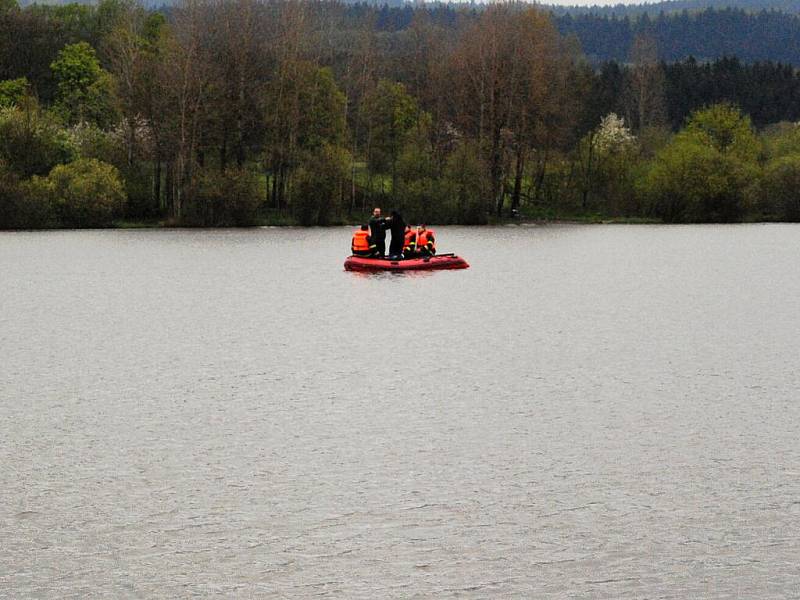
(2, 225, 800, 598)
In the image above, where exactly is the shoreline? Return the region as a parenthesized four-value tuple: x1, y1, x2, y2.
(6, 216, 796, 232)
(6, 218, 658, 231)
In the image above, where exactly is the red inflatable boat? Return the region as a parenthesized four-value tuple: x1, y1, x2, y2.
(344, 254, 469, 272)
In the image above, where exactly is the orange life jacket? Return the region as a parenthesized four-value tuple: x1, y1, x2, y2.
(351, 230, 371, 253)
(403, 229, 417, 250)
(418, 228, 436, 252)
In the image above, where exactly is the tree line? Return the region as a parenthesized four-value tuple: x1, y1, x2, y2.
(2, 0, 800, 229)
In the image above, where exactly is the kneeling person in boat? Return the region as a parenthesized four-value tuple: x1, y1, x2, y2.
(417, 225, 436, 256)
(351, 225, 377, 257)
(403, 225, 418, 258)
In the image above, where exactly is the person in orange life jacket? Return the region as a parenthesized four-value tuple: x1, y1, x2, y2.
(417, 224, 436, 256)
(351, 224, 377, 257)
(403, 225, 417, 257)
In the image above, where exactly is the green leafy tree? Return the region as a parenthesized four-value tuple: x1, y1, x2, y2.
(1, 162, 25, 227)
(68, 121, 155, 219)
(186, 168, 262, 227)
(641, 104, 761, 222)
(294, 66, 348, 151)
(16, 176, 57, 228)
(395, 118, 437, 220)
(641, 137, 756, 222)
(0, 5, 73, 103)
(32, 4, 95, 45)
(264, 62, 348, 212)
(292, 143, 351, 226)
(681, 103, 761, 163)
(761, 122, 800, 160)
(439, 141, 490, 224)
(0, 77, 28, 107)
(397, 127, 490, 224)
(363, 79, 418, 202)
(51, 42, 117, 127)
(0, 162, 56, 229)
(0, 98, 75, 177)
(131, 11, 168, 215)
(94, 0, 131, 50)
(45, 158, 126, 226)
(759, 155, 800, 221)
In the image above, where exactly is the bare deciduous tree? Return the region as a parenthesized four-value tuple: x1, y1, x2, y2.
(624, 34, 667, 132)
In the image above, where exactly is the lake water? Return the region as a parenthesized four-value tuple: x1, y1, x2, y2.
(2, 225, 800, 598)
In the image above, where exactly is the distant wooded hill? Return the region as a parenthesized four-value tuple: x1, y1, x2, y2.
(18, 0, 800, 13)
(340, 2, 800, 65)
(14, 0, 800, 64)
(545, 0, 800, 16)
(554, 8, 800, 64)
(30, 0, 800, 11)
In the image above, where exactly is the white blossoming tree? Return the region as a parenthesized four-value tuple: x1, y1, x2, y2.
(594, 113, 636, 154)
(576, 113, 639, 213)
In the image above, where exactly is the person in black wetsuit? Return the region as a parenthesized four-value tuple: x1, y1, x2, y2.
(368, 207, 388, 257)
(387, 210, 406, 259)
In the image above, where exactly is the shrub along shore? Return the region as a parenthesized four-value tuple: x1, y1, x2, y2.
(2, 0, 800, 229)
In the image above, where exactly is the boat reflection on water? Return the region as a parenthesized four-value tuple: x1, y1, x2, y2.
(343, 253, 470, 272)
(346, 268, 439, 279)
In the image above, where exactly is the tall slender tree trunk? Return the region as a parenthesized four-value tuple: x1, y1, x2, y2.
(391, 156, 397, 206)
(153, 159, 162, 214)
(533, 149, 549, 204)
(165, 161, 175, 218)
(511, 145, 525, 212)
(271, 165, 280, 210)
(270, 171, 277, 209)
(491, 128, 503, 217)
(365, 126, 373, 210)
(127, 117, 135, 167)
(220, 130, 228, 171)
(236, 73, 246, 168)
(582, 135, 595, 210)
